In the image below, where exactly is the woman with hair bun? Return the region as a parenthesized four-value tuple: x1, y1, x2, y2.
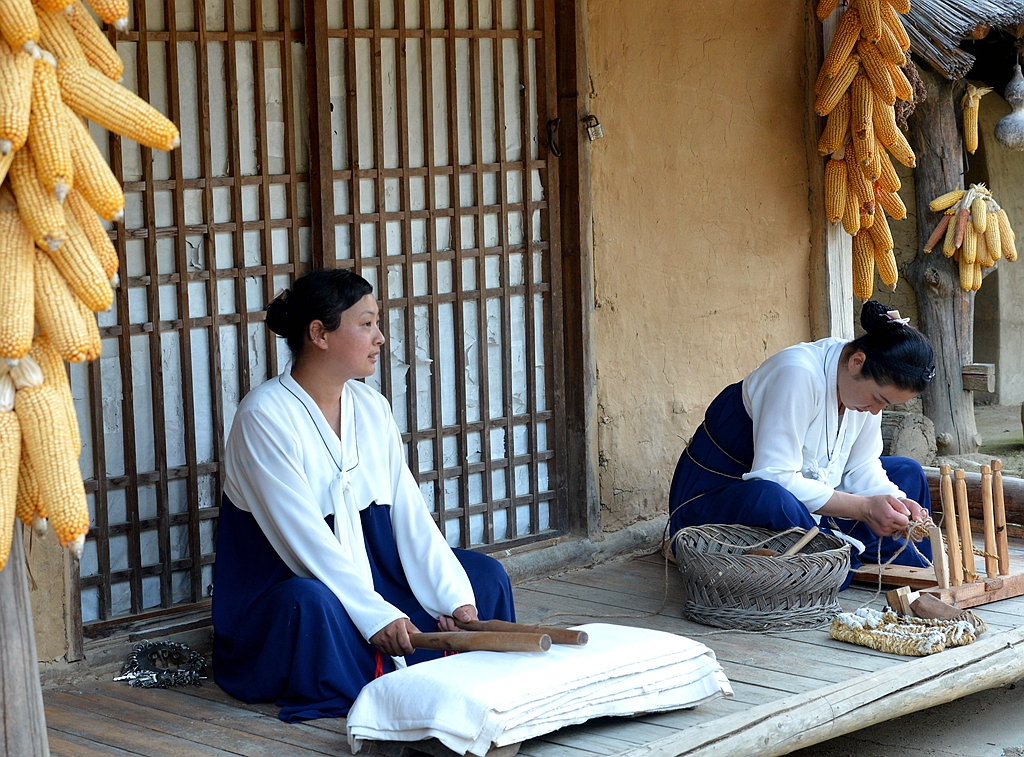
(668, 301, 936, 585)
(212, 268, 515, 722)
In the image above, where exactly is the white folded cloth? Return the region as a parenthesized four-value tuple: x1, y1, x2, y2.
(347, 623, 732, 756)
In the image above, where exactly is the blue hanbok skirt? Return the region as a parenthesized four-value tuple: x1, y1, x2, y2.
(212, 496, 516, 722)
(668, 382, 932, 586)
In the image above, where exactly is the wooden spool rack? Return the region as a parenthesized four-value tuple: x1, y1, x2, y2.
(853, 461, 1024, 609)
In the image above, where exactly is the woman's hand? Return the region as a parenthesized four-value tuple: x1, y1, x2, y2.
(370, 618, 420, 657)
(437, 604, 478, 632)
(899, 497, 928, 523)
(858, 494, 912, 537)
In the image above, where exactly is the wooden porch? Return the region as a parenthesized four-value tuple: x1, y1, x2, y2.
(43, 543, 1024, 757)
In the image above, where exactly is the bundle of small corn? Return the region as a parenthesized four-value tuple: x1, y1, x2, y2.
(815, 0, 917, 300)
(923, 184, 1018, 292)
(961, 83, 994, 154)
(0, 0, 179, 571)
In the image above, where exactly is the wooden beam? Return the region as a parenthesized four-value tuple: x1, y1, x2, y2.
(303, 0, 335, 267)
(962, 363, 996, 393)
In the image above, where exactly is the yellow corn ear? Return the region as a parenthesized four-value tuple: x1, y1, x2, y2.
(815, 54, 860, 117)
(28, 53, 74, 201)
(923, 212, 952, 253)
(877, 145, 900, 193)
(868, 206, 894, 251)
(15, 450, 45, 529)
(997, 209, 1017, 262)
(816, 0, 839, 21)
(886, 0, 911, 13)
(876, 186, 906, 220)
(872, 97, 902, 147)
(852, 229, 875, 300)
(865, 139, 881, 182)
(929, 189, 965, 213)
(0, 191, 36, 360)
(857, 41, 896, 105)
(66, 1, 123, 81)
(0, 38, 35, 154)
(0, 402, 19, 571)
(885, 129, 916, 167)
(851, 74, 875, 168)
(977, 230, 994, 269)
(818, 91, 850, 155)
(876, 19, 907, 66)
(28, 333, 80, 455)
(962, 223, 977, 265)
(34, 250, 101, 362)
(15, 382, 89, 552)
(858, 0, 882, 42)
(36, 7, 86, 61)
(963, 105, 979, 154)
(10, 145, 66, 250)
(942, 206, 959, 257)
(985, 211, 1001, 262)
(821, 9, 861, 79)
(0, 0, 40, 53)
(47, 207, 112, 311)
(36, 0, 75, 10)
(825, 158, 847, 224)
(845, 145, 873, 204)
(880, 2, 911, 50)
(84, 0, 129, 27)
(874, 246, 898, 290)
(958, 256, 973, 291)
(842, 182, 862, 235)
(64, 104, 124, 221)
(888, 61, 913, 102)
(860, 202, 875, 230)
(973, 261, 983, 291)
(57, 57, 180, 151)
(66, 187, 117, 278)
(970, 196, 988, 234)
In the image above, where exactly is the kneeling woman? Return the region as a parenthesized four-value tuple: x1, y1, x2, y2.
(213, 268, 515, 722)
(669, 301, 935, 582)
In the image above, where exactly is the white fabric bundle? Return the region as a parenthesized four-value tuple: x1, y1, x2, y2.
(347, 623, 733, 756)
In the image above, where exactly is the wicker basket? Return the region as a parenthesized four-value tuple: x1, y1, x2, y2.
(674, 524, 851, 630)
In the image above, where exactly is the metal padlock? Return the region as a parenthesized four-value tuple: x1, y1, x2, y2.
(582, 115, 604, 141)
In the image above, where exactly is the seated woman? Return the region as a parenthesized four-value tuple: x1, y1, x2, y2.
(213, 268, 515, 722)
(669, 301, 936, 584)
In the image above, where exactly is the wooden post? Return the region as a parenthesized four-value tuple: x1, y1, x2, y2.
(0, 527, 50, 757)
(993, 460, 1010, 576)
(940, 465, 963, 586)
(928, 525, 949, 589)
(906, 67, 980, 455)
(981, 465, 998, 578)
(954, 470, 975, 579)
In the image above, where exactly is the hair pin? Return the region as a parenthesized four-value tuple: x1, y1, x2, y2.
(884, 309, 911, 325)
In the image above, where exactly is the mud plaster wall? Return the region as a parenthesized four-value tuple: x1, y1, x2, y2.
(585, 0, 815, 530)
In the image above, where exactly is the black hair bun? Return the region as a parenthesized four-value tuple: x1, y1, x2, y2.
(266, 291, 292, 336)
(860, 300, 895, 333)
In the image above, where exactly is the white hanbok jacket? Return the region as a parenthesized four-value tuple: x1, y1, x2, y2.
(741, 337, 904, 515)
(223, 365, 476, 641)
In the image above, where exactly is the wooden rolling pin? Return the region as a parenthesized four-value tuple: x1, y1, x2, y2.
(410, 631, 551, 653)
(456, 618, 588, 646)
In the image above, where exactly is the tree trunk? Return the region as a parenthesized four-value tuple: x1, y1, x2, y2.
(0, 527, 50, 757)
(906, 67, 980, 455)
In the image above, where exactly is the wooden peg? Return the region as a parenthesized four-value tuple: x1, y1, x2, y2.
(954, 469, 976, 580)
(993, 459, 1010, 576)
(981, 465, 998, 578)
(940, 465, 963, 587)
(928, 525, 949, 589)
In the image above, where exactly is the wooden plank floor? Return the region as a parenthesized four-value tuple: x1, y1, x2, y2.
(44, 541, 1024, 757)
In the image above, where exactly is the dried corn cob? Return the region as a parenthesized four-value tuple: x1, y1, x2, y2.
(888, 61, 913, 103)
(973, 261, 983, 291)
(0, 373, 18, 571)
(0, 38, 35, 154)
(985, 211, 1001, 262)
(815, 54, 860, 117)
(818, 91, 850, 155)
(857, 0, 882, 42)
(66, 187, 116, 278)
(962, 223, 977, 265)
(35, 0, 75, 10)
(10, 145, 65, 250)
(825, 158, 847, 224)
(852, 229, 875, 300)
(977, 230, 994, 269)
(15, 449, 45, 532)
(859, 202, 875, 230)
(48, 208, 112, 311)
(851, 74, 874, 168)
(929, 189, 965, 213)
(865, 140, 881, 182)
(880, 2, 911, 50)
(877, 146, 900, 193)
(27, 333, 79, 455)
(845, 146, 873, 205)
(954, 207, 970, 248)
(876, 186, 906, 220)
(0, 0, 40, 54)
(923, 212, 952, 254)
(875, 246, 898, 290)
(873, 97, 902, 147)
(821, 9, 861, 79)
(816, 0, 839, 21)
(15, 380, 88, 554)
(868, 206, 894, 252)
(36, 7, 85, 61)
(57, 57, 180, 151)
(958, 255, 973, 291)
(64, 104, 124, 221)
(962, 84, 994, 155)
(942, 206, 959, 257)
(886, 0, 911, 14)
(885, 129, 916, 167)
(33, 249, 101, 362)
(85, 0, 129, 29)
(857, 41, 896, 105)
(842, 182, 862, 236)
(970, 196, 988, 234)
(997, 209, 1017, 262)
(876, 19, 906, 66)
(0, 187, 35, 360)
(66, 1, 122, 81)
(28, 51, 73, 201)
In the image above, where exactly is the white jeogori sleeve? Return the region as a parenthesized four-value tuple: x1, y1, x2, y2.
(742, 362, 836, 512)
(225, 405, 407, 641)
(840, 411, 905, 498)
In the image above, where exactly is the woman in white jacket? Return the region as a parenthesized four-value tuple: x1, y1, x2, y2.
(213, 268, 515, 722)
(668, 301, 936, 586)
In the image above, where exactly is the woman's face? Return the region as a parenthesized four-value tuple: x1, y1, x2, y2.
(838, 350, 918, 415)
(314, 294, 385, 381)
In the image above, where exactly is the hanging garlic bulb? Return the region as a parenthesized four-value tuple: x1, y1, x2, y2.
(995, 62, 1024, 151)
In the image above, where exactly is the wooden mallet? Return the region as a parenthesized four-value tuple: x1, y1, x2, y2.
(456, 618, 588, 646)
(410, 632, 551, 653)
